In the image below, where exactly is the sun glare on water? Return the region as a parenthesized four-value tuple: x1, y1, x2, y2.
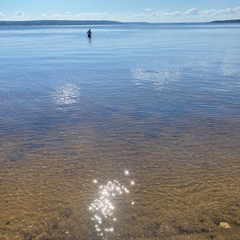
(89, 171, 135, 238)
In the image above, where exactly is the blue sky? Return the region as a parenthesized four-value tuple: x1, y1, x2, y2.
(0, 0, 239, 22)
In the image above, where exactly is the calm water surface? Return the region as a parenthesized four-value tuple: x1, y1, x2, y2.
(0, 23, 240, 240)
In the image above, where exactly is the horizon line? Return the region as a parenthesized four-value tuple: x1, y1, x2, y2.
(0, 19, 239, 25)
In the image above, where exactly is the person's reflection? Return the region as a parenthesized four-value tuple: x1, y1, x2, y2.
(87, 35, 92, 45)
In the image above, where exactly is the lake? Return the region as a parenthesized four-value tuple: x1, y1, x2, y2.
(0, 23, 240, 240)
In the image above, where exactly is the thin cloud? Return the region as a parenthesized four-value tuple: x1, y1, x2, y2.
(14, 10, 25, 17)
(40, 11, 109, 20)
(182, 8, 198, 16)
(52, 13, 62, 18)
(170, 11, 182, 17)
(151, 11, 169, 17)
(135, 6, 240, 21)
(200, 6, 240, 16)
(220, 6, 240, 14)
(77, 12, 107, 17)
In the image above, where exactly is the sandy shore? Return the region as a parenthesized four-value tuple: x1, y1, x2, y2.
(1, 126, 240, 240)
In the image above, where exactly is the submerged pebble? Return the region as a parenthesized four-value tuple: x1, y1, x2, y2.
(219, 222, 231, 229)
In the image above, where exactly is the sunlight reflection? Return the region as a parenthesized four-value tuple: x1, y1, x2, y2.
(221, 57, 238, 76)
(52, 83, 80, 105)
(131, 68, 180, 90)
(89, 171, 135, 238)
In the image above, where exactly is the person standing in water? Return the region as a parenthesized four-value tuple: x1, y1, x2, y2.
(87, 29, 92, 38)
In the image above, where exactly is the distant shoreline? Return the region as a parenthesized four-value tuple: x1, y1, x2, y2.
(0, 20, 122, 26)
(0, 19, 239, 26)
(209, 19, 240, 24)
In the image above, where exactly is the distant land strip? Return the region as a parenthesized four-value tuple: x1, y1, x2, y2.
(0, 19, 239, 26)
(0, 20, 123, 26)
(209, 19, 240, 24)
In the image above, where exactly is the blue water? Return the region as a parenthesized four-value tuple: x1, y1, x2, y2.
(1, 24, 240, 140)
(1, 23, 240, 239)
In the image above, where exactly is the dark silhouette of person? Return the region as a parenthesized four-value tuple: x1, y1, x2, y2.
(87, 29, 92, 38)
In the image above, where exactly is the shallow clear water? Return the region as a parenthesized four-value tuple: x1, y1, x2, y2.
(0, 23, 240, 240)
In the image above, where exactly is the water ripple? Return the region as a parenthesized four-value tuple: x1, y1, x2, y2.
(131, 67, 180, 90)
(51, 83, 80, 105)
